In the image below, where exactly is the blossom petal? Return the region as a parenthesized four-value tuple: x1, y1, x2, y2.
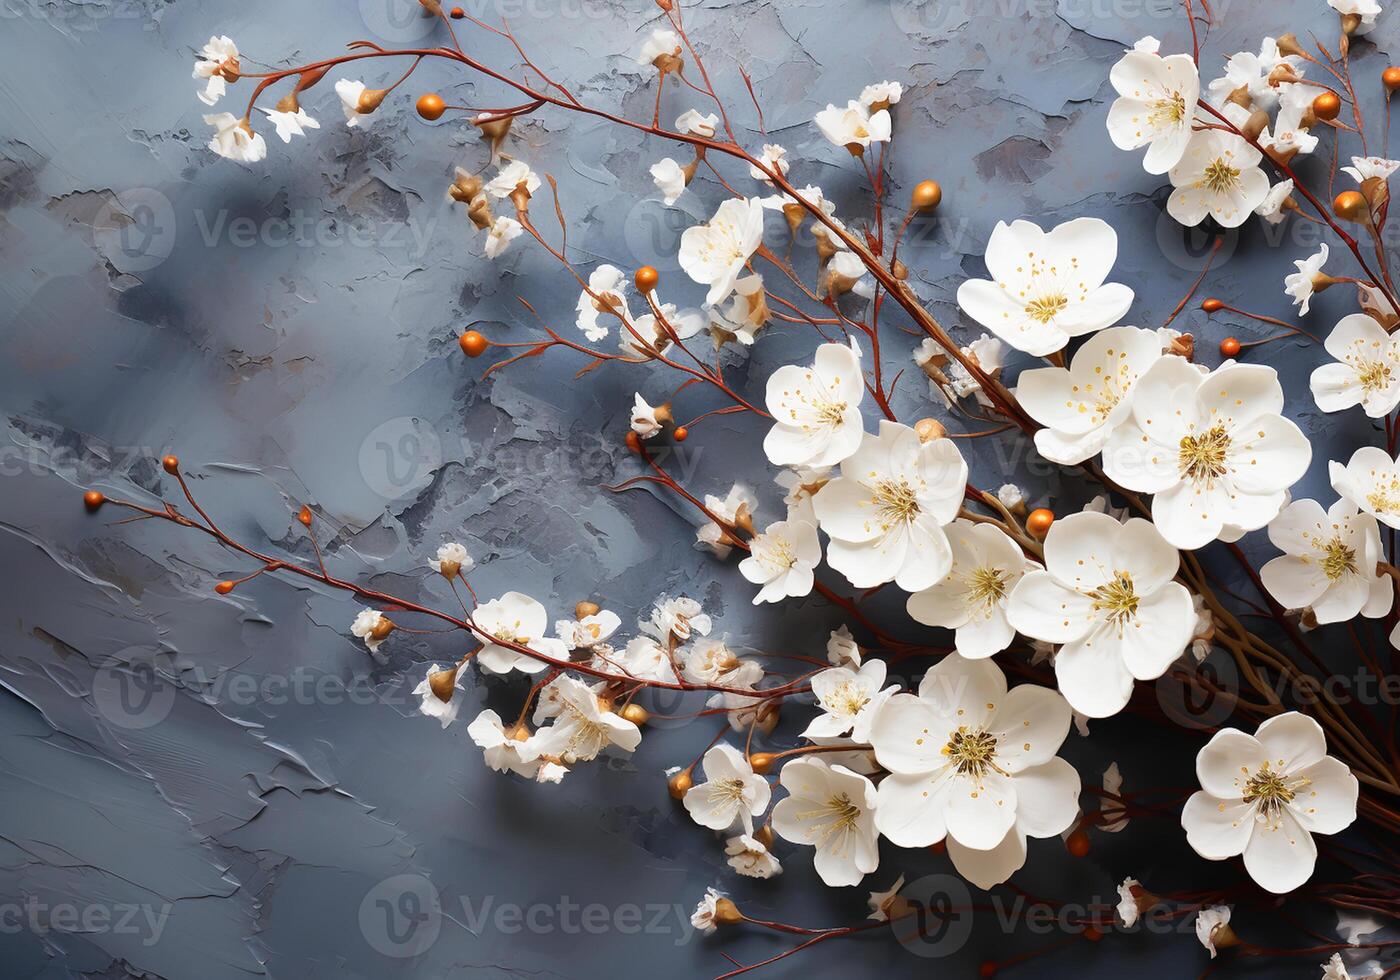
(1242, 809, 1316, 893)
(1182, 790, 1254, 859)
(1010, 757, 1081, 838)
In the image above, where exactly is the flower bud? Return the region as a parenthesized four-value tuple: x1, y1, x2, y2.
(428, 664, 458, 703)
(83, 490, 105, 511)
(910, 179, 942, 212)
(467, 194, 494, 230)
(370, 616, 395, 642)
(914, 418, 946, 442)
(748, 752, 777, 774)
(358, 88, 389, 114)
(1276, 34, 1307, 58)
(475, 114, 513, 159)
(713, 898, 743, 925)
(620, 703, 650, 725)
(575, 600, 601, 619)
(667, 768, 694, 799)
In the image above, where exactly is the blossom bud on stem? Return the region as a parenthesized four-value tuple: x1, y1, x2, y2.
(357, 88, 388, 114)
(914, 418, 946, 442)
(428, 664, 458, 703)
(667, 767, 694, 799)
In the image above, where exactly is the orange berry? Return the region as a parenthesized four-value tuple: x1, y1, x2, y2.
(1220, 337, 1242, 358)
(748, 752, 777, 774)
(1384, 66, 1400, 92)
(1066, 829, 1091, 858)
(83, 490, 105, 511)
(1335, 190, 1369, 221)
(297, 506, 313, 527)
(162, 455, 180, 475)
(459, 330, 488, 357)
(979, 963, 999, 979)
(1201, 298, 1224, 313)
(634, 265, 659, 292)
(911, 179, 943, 212)
(450, 5, 465, 16)
(1312, 91, 1342, 121)
(672, 426, 689, 442)
(215, 581, 235, 595)
(1026, 508, 1055, 539)
(416, 93, 446, 121)
(625, 431, 643, 454)
(1083, 926, 1104, 942)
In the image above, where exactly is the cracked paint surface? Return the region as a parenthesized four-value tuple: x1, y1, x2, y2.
(0, 0, 1392, 977)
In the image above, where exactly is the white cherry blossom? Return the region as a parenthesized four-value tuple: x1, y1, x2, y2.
(813, 420, 968, 592)
(725, 834, 782, 878)
(631, 393, 664, 440)
(1261, 499, 1391, 624)
(193, 35, 239, 106)
(1287, 244, 1331, 315)
(485, 160, 541, 199)
(484, 216, 522, 259)
(683, 743, 771, 832)
(675, 109, 719, 138)
(691, 888, 724, 934)
(679, 197, 765, 306)
(467, 709, 546, 778)
(827, 625, 861, 667)
(1167, 129, 1270, 229)
(650, 157, 687, 205)
(1261, 83, 1320, 158)
(1016, 325, 1163, 465)
(1196, 905, 1234, 958)
(429, 541, 473, 577)
(956, 217, 1134, 356)
(413, 665, 462, 728)
(906, 520, 1030, 659)
(1102, 358, 1312, 549)
(351, 608, 389, 654)
(802, 659, 894, 741)
(763, 340, 866, 469)
(1106, 40, 1200, 174)
(869, 656, 1079, 889)
(1343, 156, 1400, 184)
(636, 28, 680, 66)
(858, 81, 903, 110)
(1006, 512, 1194, 718)
(1310, 313, 1400, 417)
(748, 144, 789, 182)
(262, 107, 319, 143)
(576, 264, 630, 342)
(738, 519, 821, 604)
(814, 101, 891, 153)
(1256, 179, 1295, 223)
(1331, 446, 1400, 529)
(771, 757, 880, 887)
(1207, 37, 1302, 110)
(642, 596, 711, 643)
(696, 484, 757, 558)
(471, 592, 568, 675)
(334, 79, 374, 128)
(1182, 713, 1358, 893)
(709, 274, 771, 346)
(532, 675, 641, 762)
(555, 610, 622, 650)
(204, 113, 267, 163)
(1329, 0, 1382, 33)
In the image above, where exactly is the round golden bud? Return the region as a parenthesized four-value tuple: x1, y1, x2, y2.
(910, 179, 942, 212)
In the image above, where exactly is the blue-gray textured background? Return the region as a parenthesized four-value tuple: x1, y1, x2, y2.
(1, 0, 1395, 977)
